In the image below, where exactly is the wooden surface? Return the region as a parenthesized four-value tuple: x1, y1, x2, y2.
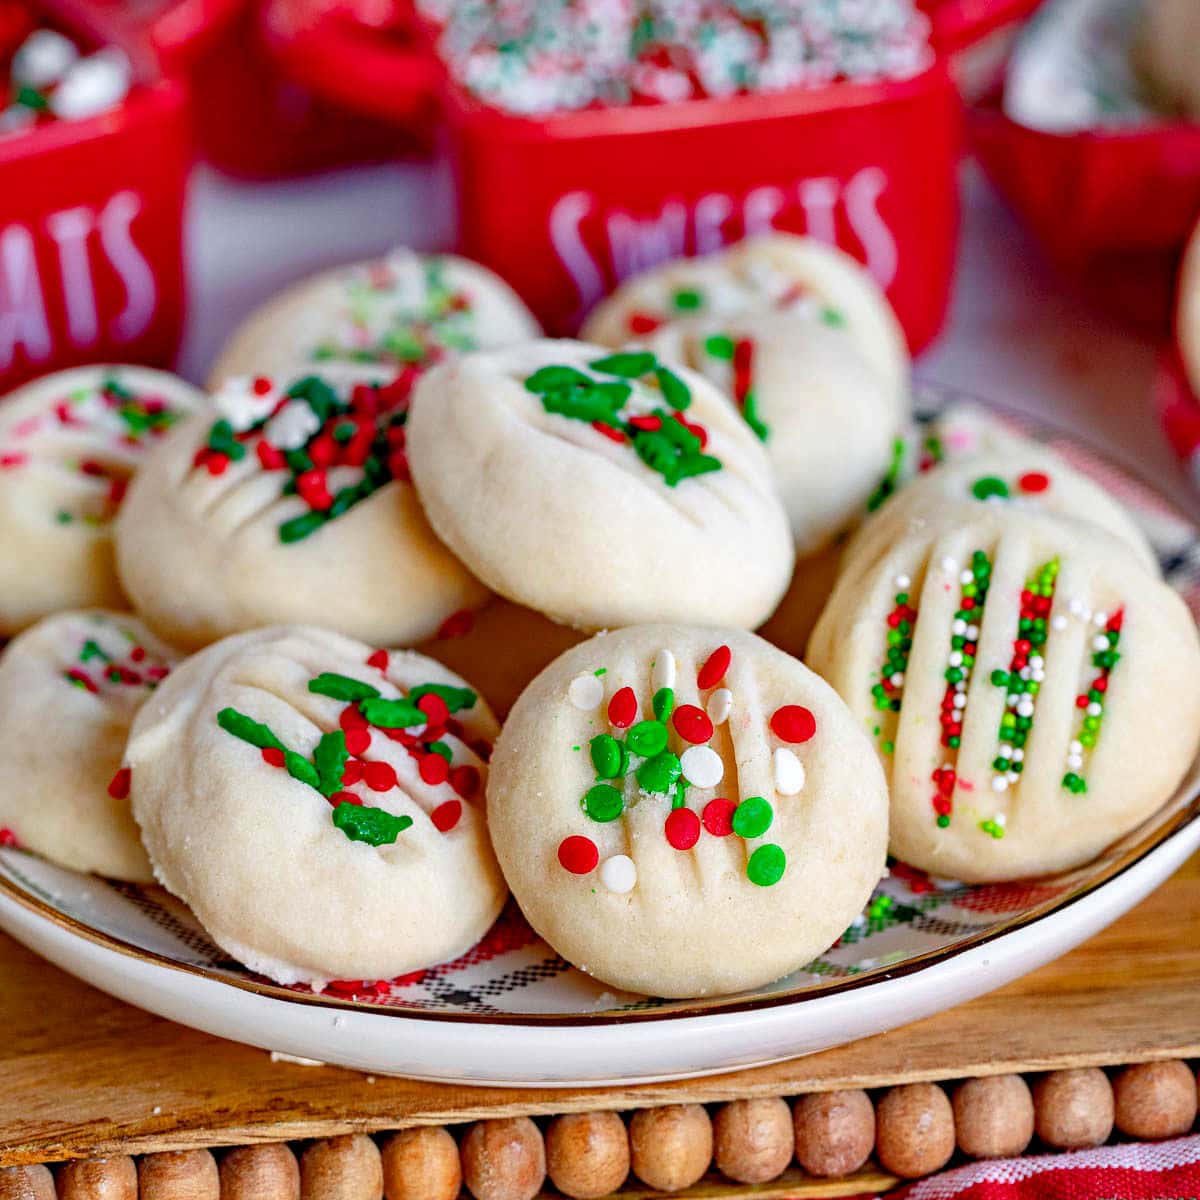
(1, 861, 1197, 1167)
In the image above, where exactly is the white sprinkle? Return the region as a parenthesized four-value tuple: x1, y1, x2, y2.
(1052, 615, 1068, 631)
(600, 855, 637, 894)
(999, 743, 1012, 757)
(1068, 597, 1085, 617)
(953, 693, 967, 709)
(948, 651, 963, 668)
(1030, 655, 1044, 669)
(568, 673, 604, 710)
(1067, 754, 1083, 769)
(994, 812, 1008, 827)
(1016, 698, 1034, 718)
(952, 619, 966, 636)
(959, 569, 974, 585)
(967, 625, 980, 640)
(265, 399, 321, 450)
(991, 776, 1009, 792)
(1092, 635, 1110, 652)
(1006, 694, 1019, 708)
(13, 29, 78, 88)
(652, 649, 676, 692)
(773, 747, 806, 795)
(681, 745, 723, 789)
(213, 376, 278, 431)
(851, 913, 867, 928)
(1019, 666, 1031, 681)
(1093, 611, 1109, 628)
(1007, 771, 1019, 784)
(890, 672, 904, 687)
(940, 556, 958, 574)
(895, 574, 912, 589)
(48, 49, 131, 120)
(1087, 702, 1102, 716)
(1070, 740, 1083, 754)
(1012, 748, 1024, 762)
(706, 688, 733, 724)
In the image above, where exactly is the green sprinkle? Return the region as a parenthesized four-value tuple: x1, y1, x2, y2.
(990, 670, 1008, 687)
(15, 85, 48, 111)
(589, 734, 626, 780)
(313, 730, 348, 797)
(741, 392, 770, 442)
(821, 306, 846, 327)
(589, 351, 656, 378)
(971, 475, 1010, 501)
(654, 365, 690, 411)
(332, 802, 413, 846)
(80, 640, 110, 664)
(652, 687, 675, 722)
(279, 510, 327, 544)
(308, 673, 381, 702)
(747, 843, 786, 886)
(409, 683, 477, 713)
(626, 719, 668, 758)
(671, 288, 703, 311)
(359, 697, 425, 729)
(704, 334, 735, 360)
(731, 796, 773, 840)
(636, 751, 681, 794)
(584, 783, 624, 822)
(525, 365, 595, 393)
(428, 740, 454, 763)
(286, 376, 340, 422)
(284, 751, 320, 790)
(594, 668, 607, 676)
(217, 707, 285, 752)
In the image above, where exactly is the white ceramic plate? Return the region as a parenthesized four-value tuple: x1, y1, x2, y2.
(0, 384, 1197, 1086)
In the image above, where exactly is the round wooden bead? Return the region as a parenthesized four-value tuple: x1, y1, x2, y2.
(0, 1164, 55, 1200)
(545, 1112, 630, 1199)
(301, 1135, 383, 1200)
(953, 1075, 1034, 1159)
(1113, 1061, 1198, 1140)
(629, 1104, 713, 1193)
(138, 1149, 220, 1200)
(792, 1090, 875, 1178)
(57, 1156, 137, 1200)
(875, 1083, 955, 1179)
(382, 1128, 462, 1200)
(713, 1098, 794, 1184)
(461, 1117, 546, 1200)
(219, 1143, 301, 1200)
(1033, 1068, 1114, 1149)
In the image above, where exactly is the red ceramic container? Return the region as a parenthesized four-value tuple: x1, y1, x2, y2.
(0, 30, 189, 392)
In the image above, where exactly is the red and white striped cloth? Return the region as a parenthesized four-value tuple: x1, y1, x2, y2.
(886, 1134, 1200, 1200)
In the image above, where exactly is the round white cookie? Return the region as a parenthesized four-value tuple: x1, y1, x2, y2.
(208, 248, 542, 386)
(581, 233, 910, 401)
(115, 370, 488, 652)
(127, 625, 506, 987)
(407, 340, 795, 631)
(0, 366, 202, 636)
(488, 624, 888, 998)
(809, 504, 1200, 882)
(0, 610, 179, 882)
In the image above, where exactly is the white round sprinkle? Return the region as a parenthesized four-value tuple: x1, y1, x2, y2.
(1087, 701, 1102, 716)
(960, 569, 974, 585)
(1012, 748, 1024, 762)
(1068, 597, 1085, 616)
(1052, 614, 1068, 631)
(991, 776, 1009, 792)
(1016, 698, 1034, 718)
(773, 747, 806, 795)
(1092, 635, 1110, 652)
(967, 625, 980, 640)
(681, 745, 723, 789)
(1030, 655, 1044, 669)
(1093, 611, 1108, 628)
(13, 29, 78, 89)
(568, 673, 604, 710)
(213, 376, 278, 432)
(652, 649, 676, 692)
(948, 651, 963, 668)
(953, 692, 967, 709)
(952, 619, 966, 636)
(941, 556, 959, 574)
(1070, 740, 1083, 754)
(890, 672, 904, 687)
(706, 687, 733, 725)
(48, 49, 131, 121)
(1007, 771, 1019, 784)
(599, 855, 636, 894)
(1067, 754, 1083, 770)
(895, 574, 912, 589)
(994, 812, 1008, 828)
(999, 743, 1013, 757)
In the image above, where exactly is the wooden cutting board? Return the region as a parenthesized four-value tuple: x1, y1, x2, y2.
(1, 860, 1197, 1168)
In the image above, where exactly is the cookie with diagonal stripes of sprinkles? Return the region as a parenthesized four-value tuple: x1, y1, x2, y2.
(0, 610, 180, 881)
(406, 340, 794, 632)
(127, 625, 505, 988)
(0, 365, 203, 636)
(114, 367, 488, 652)
(809, 504, 1200, 882)
(487, 624, 887, 998)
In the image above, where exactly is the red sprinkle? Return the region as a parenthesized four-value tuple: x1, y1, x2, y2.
(437, 610, 475, 639)
(0, 452, 26, 468)
(419, 753, 450, 786)
(66, 668, 98, 694)
(558, 835, 599, 875)
(628, 414, 663, 432)
(0, 828, 18, 848)
(697, 645, 732, 690)
(702, 797, 736, 837)
(340, 705, 367, 730)
(252, 376, 273, 395)
(608, 686, 638, 728)
(665, 807, 701, 850)
(205, 451, 229, 477)
(673, 705, 714, 745)
(366, 649, 390, 671)
(330, 791, 362, 807)
(344, 728, 371, 756)
(432, 800, 462, 833)
(364, 761, 398, 792)
(309, 434, 337, 468)
(261, 747, 285, 768)
(628, 312, 663, 335)
(341, 759, 364, 785)
(296, 469, 333, 511)
(107, 767, 131, 799)
(1018, 471, 1050, 494)
(450, 764, 480, 799)
(592, 421, 626, 443)
(675, 414, 708, 449)
(770, 705, 817, 744)
(417, 693, 450, 728)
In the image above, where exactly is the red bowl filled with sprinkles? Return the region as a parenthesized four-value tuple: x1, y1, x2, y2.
(0, 8, 189, 392)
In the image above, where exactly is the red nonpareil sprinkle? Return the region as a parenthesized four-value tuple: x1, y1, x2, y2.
(437, 610, 475, 639)
(432, 800, 462, 832)
(107, 767, 131, 799)
(592, 421, 626, 443)
(1076, 694, 1090, 709)
(733, 338, 754, 402)
(66, 668, 98, 693)
(296, 469, 333, 511)
(629, 311, 663, 335)
(673, 704, 714, 744)
(206, 451, 230, 477)
(366, 649, 389, 671)
(419, 753, 450, 786)
(146, 665, 169, 681)
(257, 441, 286, 470)
(130, 647, 145, 662)
(1018, 471, 1050, 494)
(450, 764, 480, 799)
(1108, 609, 1125, 632)
(608, 686, 637, 728)
(344, 727, 371, 757)
(261, 747, 285, 768)
(341, 759, 364, 785)
(387, 424, 407, 448)
(558, 835, 598, 874)
(388, 449, 411, 481)
(55, 402, 76, 425)
(79, 459, 106, 477)
(252, 376, 273, 395)
(697, 645, 731, 689)
(364, 761, 398, 792)
(309, 434, 337, 467)
(702, 797, 736, 837)
(340, 705, 368, 730)
(628, 414, 663, 432)
(665, 807, 701, 850)
(417, 693, 450, 728)
(107, 478, 128, 507)
(0, 452, 26, 468)
(677, 415, 708, 449)
(770, 705, 816, 744)
(0, 828, 17, 848)
(330, 790, 362, 807)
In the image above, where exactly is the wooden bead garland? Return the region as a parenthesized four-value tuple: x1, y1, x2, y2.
(0, 1164, 55, 1200)
(875, 1083, 955, 1179)
(136, 1151, 219, 1200)
(792, 1089, 875, 1178)
(460, 1117, 546, 1200)
(218, 1143, 301, 1200)
(56, 1159, 137, 1200)
(713, 1098, 793, 1184)
(545, 1112, 630, 1199)
(381, 1127, 462, 1200)
(1113, 1061, 1198, 1140)
(953, 1075, 1034, 1159)
(629, 1105, 713, 1192)
(1033, 1068, 1115, 1149)
(300, 1135, 383, 1200)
